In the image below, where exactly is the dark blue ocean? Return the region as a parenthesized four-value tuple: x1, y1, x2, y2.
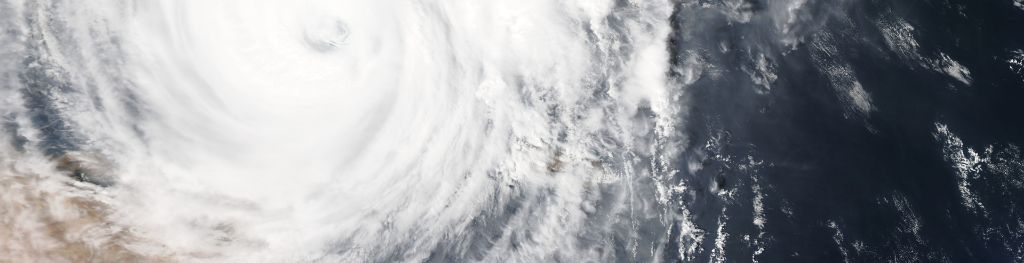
(666, 0, 1024, 261)
(3, 0, 1023, 261)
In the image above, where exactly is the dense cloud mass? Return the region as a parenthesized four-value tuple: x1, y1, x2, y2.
(1, 0, 1022, 262)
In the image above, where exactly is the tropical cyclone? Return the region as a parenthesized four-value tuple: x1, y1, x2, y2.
(0, 0, 681, 261)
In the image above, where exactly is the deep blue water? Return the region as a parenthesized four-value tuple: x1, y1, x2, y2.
(4, 0, 1022, 261)
(667, 0, 1024, 261)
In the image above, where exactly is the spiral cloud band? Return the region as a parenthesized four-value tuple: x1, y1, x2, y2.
(1, 0, 681, 261)
(7, 0, 1024, 262)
